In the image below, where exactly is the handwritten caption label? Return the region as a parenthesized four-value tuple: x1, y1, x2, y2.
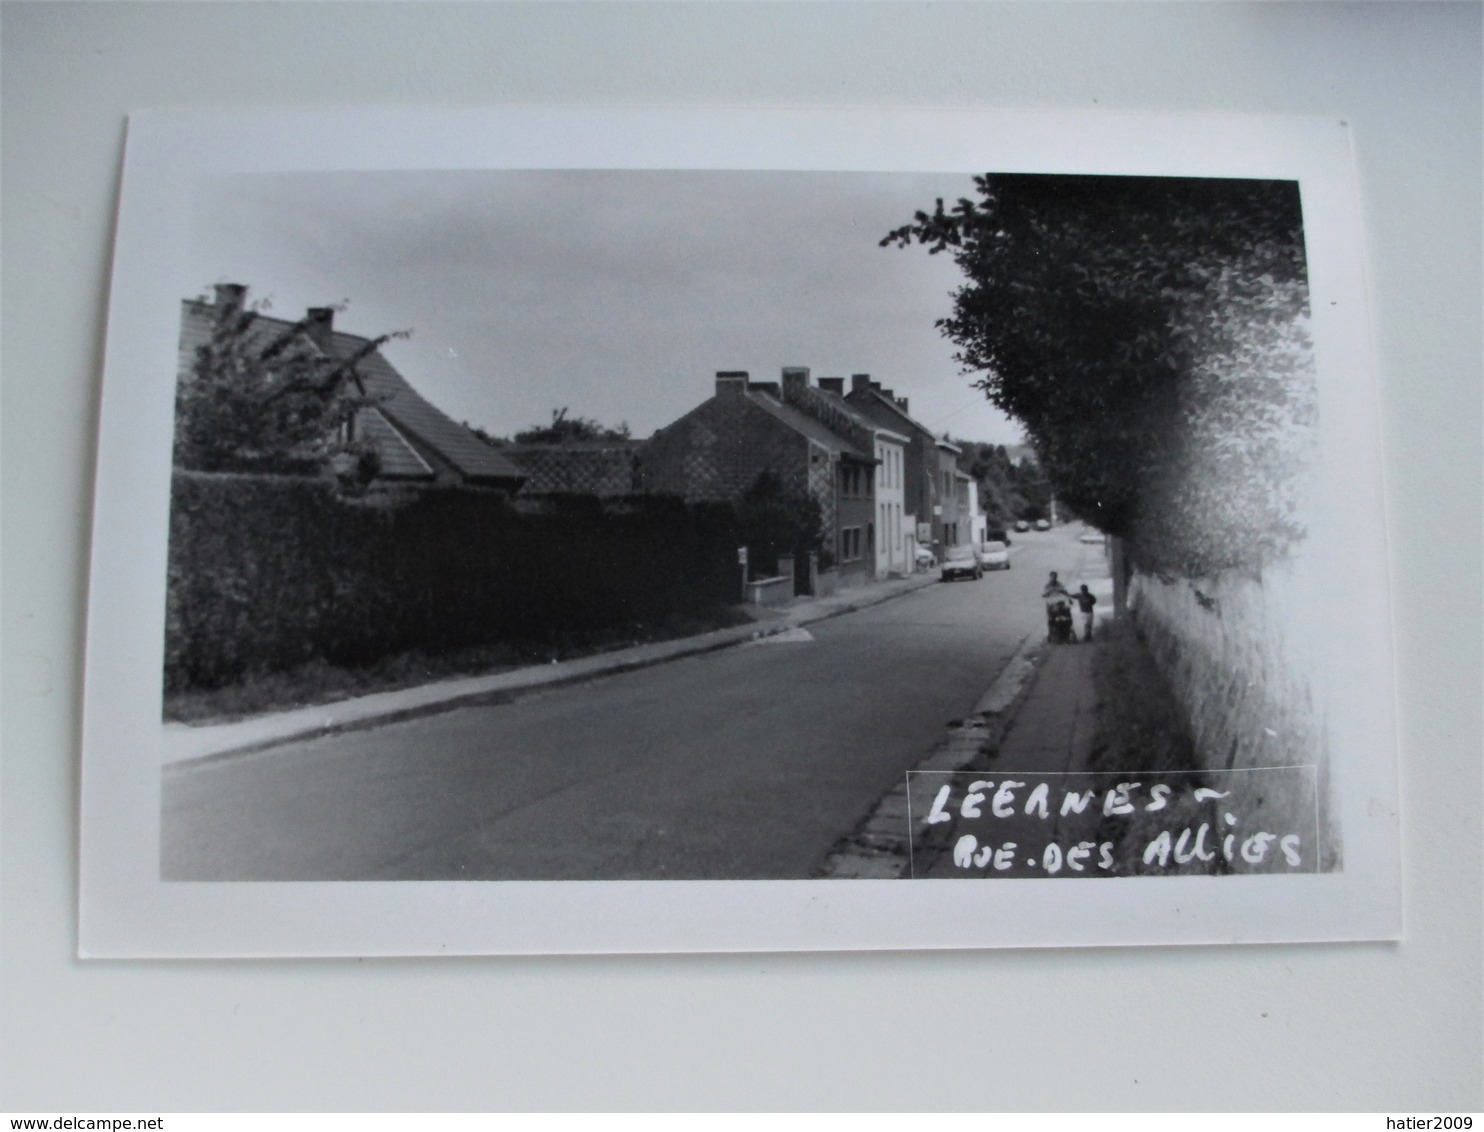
(907, 768, 1320, 878)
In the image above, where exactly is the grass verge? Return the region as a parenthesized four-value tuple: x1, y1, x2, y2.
(165, 606, 755, 725)
(1085, 616, 1200, 775)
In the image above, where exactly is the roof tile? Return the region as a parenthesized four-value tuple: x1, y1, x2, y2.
(179, 299, 524, 486)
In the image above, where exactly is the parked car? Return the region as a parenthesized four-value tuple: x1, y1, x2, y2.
(987, 527, 1011, 546)
(1034, 519, 1051, 531)
(914, 543, 935, 569)
(1014, 520, 1030, 532)
(940, 545, 983, 581)
(978, 540, 1010, 570)
(1078, 530, 1106, 545)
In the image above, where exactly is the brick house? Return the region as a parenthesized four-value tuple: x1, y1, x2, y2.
(802, 376, 911, 579)
(178, 284, 526, 492)
(937, 442, 966, 548)
(644, 369, 881, 589)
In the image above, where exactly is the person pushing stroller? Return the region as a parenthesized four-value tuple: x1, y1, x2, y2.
(1042, 572, 1075, 644)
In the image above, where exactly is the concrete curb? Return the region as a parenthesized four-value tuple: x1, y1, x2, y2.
(163, 572, 941, 768)
(818, 630, 1043, 879)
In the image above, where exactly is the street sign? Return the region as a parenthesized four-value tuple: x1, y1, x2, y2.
(737, 547, 748, 565)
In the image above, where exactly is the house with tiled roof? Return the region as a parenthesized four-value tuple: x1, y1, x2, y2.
(785, 373, 912, 580)
(644, 367, 891, 590)
(177, 285, 526, 492)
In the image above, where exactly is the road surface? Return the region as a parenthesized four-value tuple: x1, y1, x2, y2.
(162, 525, 1102, 880)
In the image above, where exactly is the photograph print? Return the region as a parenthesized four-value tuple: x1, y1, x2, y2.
(158, 165, 1338, 886)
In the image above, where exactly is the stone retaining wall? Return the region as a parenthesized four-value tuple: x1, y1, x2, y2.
(1130, 558, 1335, 862)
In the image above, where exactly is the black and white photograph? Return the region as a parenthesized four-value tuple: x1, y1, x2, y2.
(78, 107, 1401, 954)
(13, 4, 1476, 1114)
(158, 167, 1329, 884)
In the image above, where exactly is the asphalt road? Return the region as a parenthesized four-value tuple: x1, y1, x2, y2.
(162, 525, 1096, 880)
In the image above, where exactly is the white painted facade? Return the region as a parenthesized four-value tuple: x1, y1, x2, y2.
(873, 430, 910, 578)
(964, 472, 987, 546)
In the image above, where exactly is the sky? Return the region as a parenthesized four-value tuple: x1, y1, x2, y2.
(189, 169, 1024, 445)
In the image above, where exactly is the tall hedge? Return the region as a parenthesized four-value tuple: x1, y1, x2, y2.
(165, 472, 741, 693)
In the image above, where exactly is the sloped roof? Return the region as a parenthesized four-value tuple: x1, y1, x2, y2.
(814, 388, 911, 445)
(848, 385, 939, 441)
(179, 299, 524, 485)
(321, 326, 524, 483)
(744, 389, 873, 460)
(504, 441, 641, 496)
(354, 407, 435, 479)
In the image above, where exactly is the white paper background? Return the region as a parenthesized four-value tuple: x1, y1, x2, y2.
(4, 0, 1479, 1110)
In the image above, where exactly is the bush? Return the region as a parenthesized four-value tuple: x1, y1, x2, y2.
(165, 472, 742, 693)
(734, 470, 826, 577)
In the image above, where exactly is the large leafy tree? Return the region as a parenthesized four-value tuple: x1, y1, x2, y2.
(174, 287, 408, 475)
(883, 174, 1316, 577)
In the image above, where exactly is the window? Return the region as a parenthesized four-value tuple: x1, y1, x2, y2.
(841, 464, 873, 498)
(840, 526, 863, 562)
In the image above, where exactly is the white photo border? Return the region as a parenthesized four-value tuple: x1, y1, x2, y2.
(80, 107, 1401, 956)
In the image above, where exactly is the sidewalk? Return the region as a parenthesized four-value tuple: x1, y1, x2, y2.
(162, 570, 941, 765)
(992, 639, 1100, 774)
(821, 533, 1115, 877)
(822, 632, 1106, 878)
(991, 536, 1114, 775)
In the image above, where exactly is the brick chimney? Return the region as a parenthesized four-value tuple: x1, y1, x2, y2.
(818, 377, 845, 395)
(850, 373, 872, 394)
(214, 283, 247, 311)
(896, 396, 910, 413)
(781, 367, 810, 402)
(715, 371, 748, 398)
(305, 307, 336, 351)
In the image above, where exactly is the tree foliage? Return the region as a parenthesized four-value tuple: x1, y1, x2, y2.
(735, 470, 827, 576)
(883, 174, 1317, 578)
(173, 287, 408, 476)
(952, 441, 1051, 526)
(512, 407, 632, 445)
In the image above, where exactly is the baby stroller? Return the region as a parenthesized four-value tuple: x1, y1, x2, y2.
(1046, 595, 1075, 644)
